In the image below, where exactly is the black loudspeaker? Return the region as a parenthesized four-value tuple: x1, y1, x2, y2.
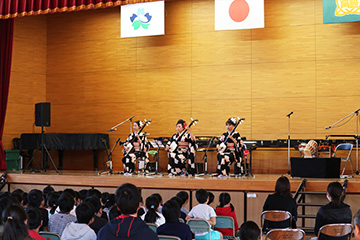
(35, 102, 51, 127)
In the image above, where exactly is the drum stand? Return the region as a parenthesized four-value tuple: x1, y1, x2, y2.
(197, 137, 215, 176)
(99, 137, 120, 175)
(286, 112, 293, 175)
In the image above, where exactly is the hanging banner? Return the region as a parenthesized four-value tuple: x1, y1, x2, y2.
(215, 0, 264, 31)
(323, 0, 360, 24)
(121, 1, 164, 38)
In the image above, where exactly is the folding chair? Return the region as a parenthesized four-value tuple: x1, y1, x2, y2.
(214, 216, 237, 239)
(317, 223, 353, 240)
(39, 232, 61, 240)
(187, 218, 212, 240)
(332, 143, 354, 177)
(261, 210, 292, 233)
(146, 222, 158, 233)
(265, 228, 305, 240)
(158, 235, 182, 240)
(179, 218, 185, 223)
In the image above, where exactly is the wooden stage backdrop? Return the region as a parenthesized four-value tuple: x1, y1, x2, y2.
(3, 0, 360, 172)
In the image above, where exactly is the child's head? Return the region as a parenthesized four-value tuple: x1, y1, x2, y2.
(75, 202, 95, 225)
(176, 191, 189, 206)
(2, 205, 29, 239)
(195, 189, 209, 204)
(109, 205, 121, 220)
(144, 196, 160, 224)
(26, 208, 42, 230)
(239, 221, 260, 240)
(162, 200, 180, 223)
(207, 192, 214, 205)
(219, 192, 234, 212)
(27, 189, 44, 208)
(84, 196, 102, 216)
(150, 193, 163, 205)
(58, 193, 75, 213)
(115, 183, 141, 215)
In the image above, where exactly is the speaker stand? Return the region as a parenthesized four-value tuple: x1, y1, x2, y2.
(24, 126, 59, 173)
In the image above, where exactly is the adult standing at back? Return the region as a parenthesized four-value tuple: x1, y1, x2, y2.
(262, 176, 297, 230)
(314, 181, 352, 236)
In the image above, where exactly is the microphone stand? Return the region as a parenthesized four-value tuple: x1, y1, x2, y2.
(286, 112, 293, 175)
(108, 116, 135, 133)
(197, 137, 215, 176)
(325, 108, 360, 174)
(99, 138, 120, 175)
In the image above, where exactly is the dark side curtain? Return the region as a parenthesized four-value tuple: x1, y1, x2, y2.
(0, 0, 159, 19)
(0, 19, 14, 170)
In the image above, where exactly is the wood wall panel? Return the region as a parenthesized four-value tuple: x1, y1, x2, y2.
(265, 0, 315, 27)
(316, 60, 360, 97)
(252, 25, 315, 63)
(165, 0, 192, 35)
(84, 71, 137, 104)
(192, 31, 251, 66)
(252, 61, 316, 99)
(316, 22, 360, 60)
(48, 103, 86, 133)
(191, 64, 252, 101)
(191, 0, 214, 33)
(84, 8, 120, 41)
(136, 67, 192, 102)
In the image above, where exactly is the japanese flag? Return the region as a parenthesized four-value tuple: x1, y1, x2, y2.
(121, 1, 165, 38)
(215, 0, 264, 31)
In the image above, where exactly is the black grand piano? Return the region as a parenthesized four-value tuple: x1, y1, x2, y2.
(20, 133, 110, 170)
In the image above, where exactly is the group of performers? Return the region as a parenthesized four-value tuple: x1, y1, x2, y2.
(120, 118, 246, 177)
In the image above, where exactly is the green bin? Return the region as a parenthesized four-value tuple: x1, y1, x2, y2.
(5, 150, 21, 170)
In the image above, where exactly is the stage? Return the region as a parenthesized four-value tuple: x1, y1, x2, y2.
(5, 170, 360, 193)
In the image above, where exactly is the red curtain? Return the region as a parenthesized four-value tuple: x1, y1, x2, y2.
(0, 19, 14, 170)
(0, 0, 159, 19)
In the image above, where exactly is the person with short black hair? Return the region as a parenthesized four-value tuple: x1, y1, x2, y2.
(84, 196, 107, 234)
(207, 192, 215, 207)
(170, 196, 187, 221)
(97, 183, 158, 240)
(215, 193, 238, 237)
(141, 196, 165, 226)
(314, 181, 352, 236)
(176, 191, 189, 215)
(26, 208, 46, 240)
(49, 193, 77, 236)
(239, 221, 260, 240)
(157, 200, 192, 240)
(27, 189, 49, 231)
(108, 205, 121, 221)
(262, 176, 297, 231)
(186, 189, 223, 240)
(61, 202, 96, 240)
(166, 119, 197, 176)
(1, 205, 33, 240)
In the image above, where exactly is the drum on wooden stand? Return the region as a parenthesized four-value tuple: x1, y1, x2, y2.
(304, 140, 318, 158)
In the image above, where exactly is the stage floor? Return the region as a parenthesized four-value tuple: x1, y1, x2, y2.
(4, 170, 360, 193)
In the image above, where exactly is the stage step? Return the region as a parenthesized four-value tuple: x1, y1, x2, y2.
(298, 214, 316, 218)
(298, 203, 324, 207)
(298, 191, 326, 195)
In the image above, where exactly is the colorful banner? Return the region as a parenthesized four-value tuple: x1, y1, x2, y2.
(215, 0, 264, 31)
(121, 1, 164, 38)
(323, 0, 360, 24)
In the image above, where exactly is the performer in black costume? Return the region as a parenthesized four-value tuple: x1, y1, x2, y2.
(166, 119, 196, 176)
(122, 120, 149, 174)
(216, 118, 244, 177)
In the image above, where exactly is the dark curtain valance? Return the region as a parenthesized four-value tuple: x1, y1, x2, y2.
(0, 0, 159, 19)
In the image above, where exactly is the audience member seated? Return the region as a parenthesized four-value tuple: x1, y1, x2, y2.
(157, 199, 192, 240)
(137, 196, 146, 219)
(239, 221, 260, 240)
(108, 205, 121, 221)
(262, 176, 297, 230)
(27, 189, 49, 231)
(150, 193, 163, 213)
(186, 189, 223, 240)
(62, 202, 97, 240)
(207, 192, 215, 208)
(49, 192, 77, 236)
(97, 183, 158, 240)
(170, 196, 187, 222)
(354, 209, 360, 240)
(26, 208, 46, 240)
(314, 182, 352, 237)
(142, 195, 166, 227)
(46, 191, 60, 220)
(84, 196, 108, 234)
(102, 193, 115, 221)
(215, 192, 239, 237)
(0, 205, 33, 240)
(0, 192, 20, 235)
(176, 191, 189, 215)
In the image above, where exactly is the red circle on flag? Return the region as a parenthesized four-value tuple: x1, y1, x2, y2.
(229, 0, 250, 22)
